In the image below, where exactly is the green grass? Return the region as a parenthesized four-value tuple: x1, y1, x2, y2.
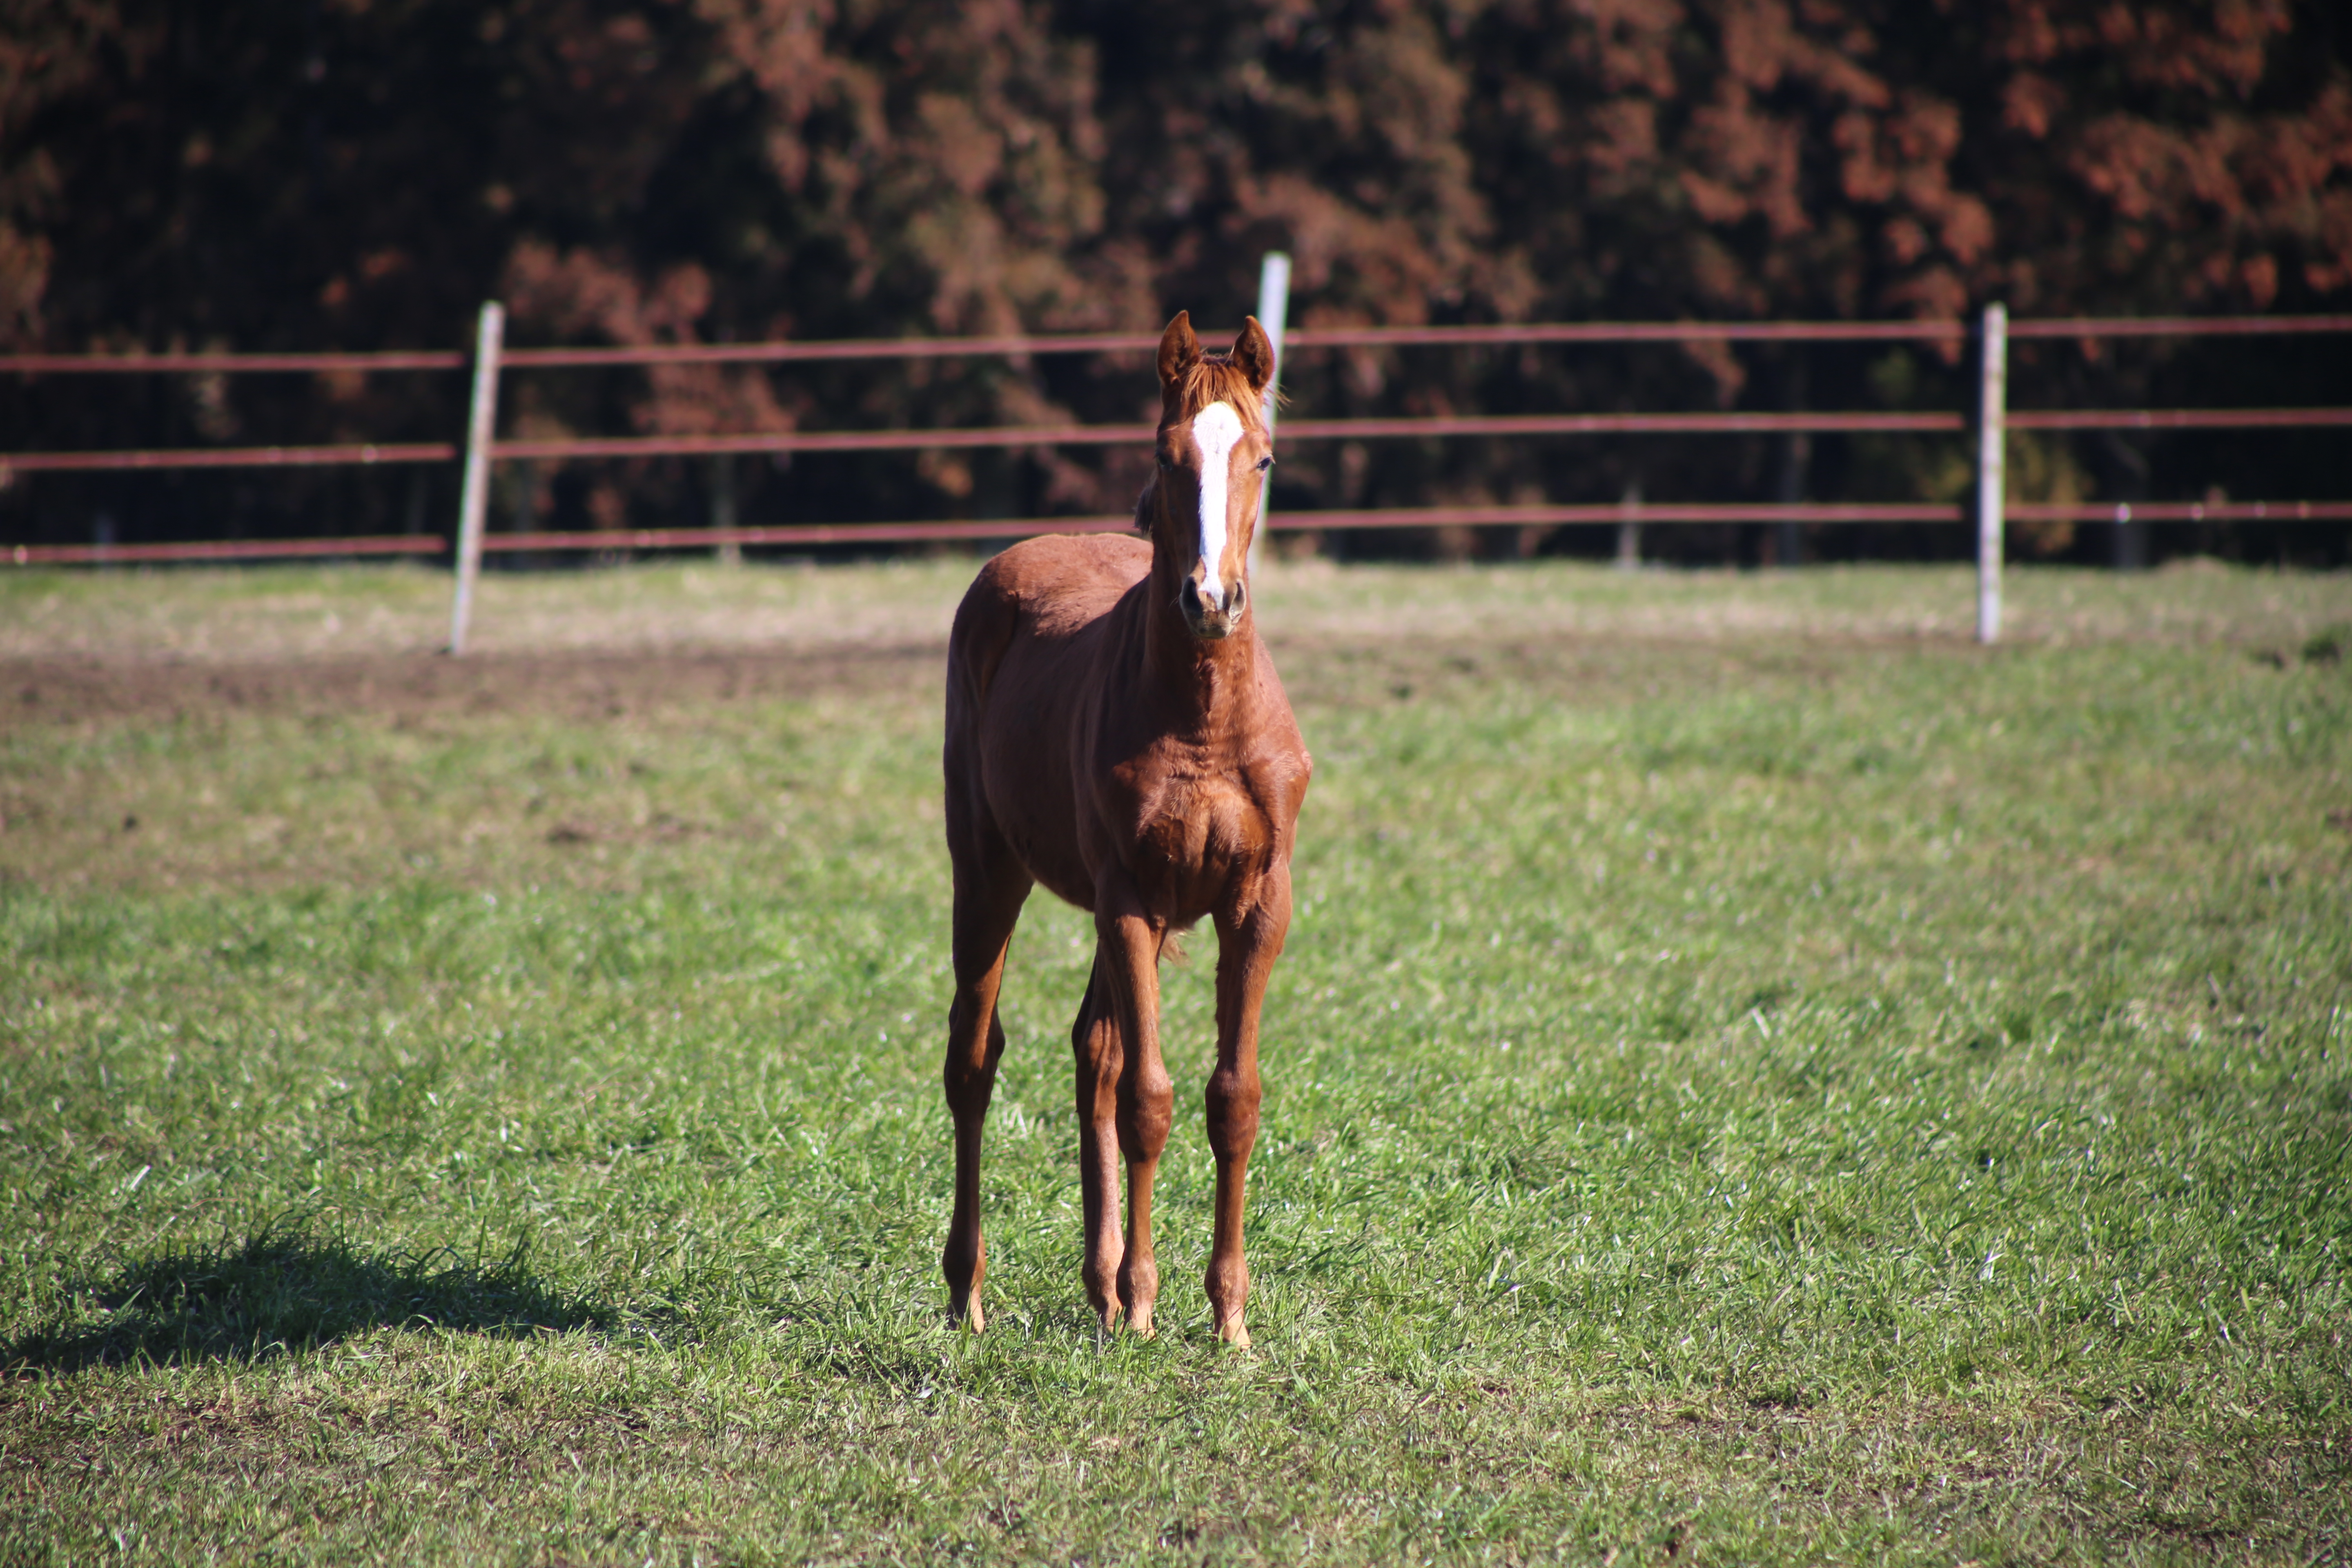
(2, 560, 2349, 1564)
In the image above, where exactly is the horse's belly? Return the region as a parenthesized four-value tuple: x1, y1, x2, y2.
(985, 771, 1096, 911)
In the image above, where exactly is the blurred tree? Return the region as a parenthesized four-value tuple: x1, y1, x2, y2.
(0, 0, 2344, 559)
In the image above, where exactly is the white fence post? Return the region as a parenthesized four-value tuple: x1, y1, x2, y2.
(1976, 302, 2006, 646)
(711, 455, 742, 567)
(1251, 251, 1291, 575)
(448, 300, 505, 656)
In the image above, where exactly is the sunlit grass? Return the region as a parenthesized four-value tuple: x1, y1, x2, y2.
(2, 560, 2348, 1564)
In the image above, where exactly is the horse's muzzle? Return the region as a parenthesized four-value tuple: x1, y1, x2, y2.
(1178, 576, 1247, 640)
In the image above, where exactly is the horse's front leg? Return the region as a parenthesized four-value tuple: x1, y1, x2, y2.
(1206, 863, 1290, 1348)
(1069, 950, 1125, 1336)
(1089, 879, 1173, 1336)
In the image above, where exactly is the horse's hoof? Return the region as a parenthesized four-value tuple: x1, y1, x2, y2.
(1216, 1315, 1251, 1349)
(952, 1293, 986, 1333)
(1126, 1305, 1156, 1338)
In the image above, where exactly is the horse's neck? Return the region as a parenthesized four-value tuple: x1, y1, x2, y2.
(1140, 552, 1257, 727)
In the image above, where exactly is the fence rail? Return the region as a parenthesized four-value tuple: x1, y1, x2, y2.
(2002, 408, 2352, 431)
(7, 271, 2348, 648)
(10, 405, 2349, 476)
(0, 350, 467, 374)
(9, 534, 445, 566)
(18, 498, 2350, 570)
(2, 441, 458, 474)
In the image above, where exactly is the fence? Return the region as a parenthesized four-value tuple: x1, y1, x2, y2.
(5, 256, 2348, 647)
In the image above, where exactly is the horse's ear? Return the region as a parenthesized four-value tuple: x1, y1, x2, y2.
(1231, 317, 1276, 394)
(1157, 312, 1200, 388)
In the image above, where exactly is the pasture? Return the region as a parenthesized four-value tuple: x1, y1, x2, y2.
(2, 557, 2348, 1565)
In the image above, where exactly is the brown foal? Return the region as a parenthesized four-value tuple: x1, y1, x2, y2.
(939, 312, 1311, 1346)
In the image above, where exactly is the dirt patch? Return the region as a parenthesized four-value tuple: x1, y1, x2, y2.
(2, 642, 948, 729)
(3, 632, 1866, 733)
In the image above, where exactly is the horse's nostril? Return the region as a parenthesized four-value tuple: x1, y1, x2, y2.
(1179, 579, 1202, 612)
(1229, 580, 1247, 612)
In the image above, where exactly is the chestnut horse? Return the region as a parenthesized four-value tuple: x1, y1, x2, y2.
(939, 312, 1310, 1346)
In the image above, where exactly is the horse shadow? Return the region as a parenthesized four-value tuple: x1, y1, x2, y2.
(2, 1229, 614, 1376)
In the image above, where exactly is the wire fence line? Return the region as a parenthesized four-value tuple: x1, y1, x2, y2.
(7, 405, 2350, 474)
(18, 497, 2351, 574)
(6, 269, 2349, 647)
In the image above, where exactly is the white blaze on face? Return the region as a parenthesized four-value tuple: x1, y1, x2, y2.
(1189, 401, 1246, 605)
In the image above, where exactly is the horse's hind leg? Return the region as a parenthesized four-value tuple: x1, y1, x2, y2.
(941, 807, 1030, 1332)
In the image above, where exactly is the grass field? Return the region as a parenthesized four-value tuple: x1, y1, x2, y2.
(2, 558, 2349, 1565)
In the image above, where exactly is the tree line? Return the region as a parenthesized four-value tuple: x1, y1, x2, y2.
(4, 0, 2348, 564)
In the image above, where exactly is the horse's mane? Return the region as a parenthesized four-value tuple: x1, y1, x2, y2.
(1166, 354, 1270, 428)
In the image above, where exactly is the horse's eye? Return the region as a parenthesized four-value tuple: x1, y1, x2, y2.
(1157, 454, 1175, 470)
(1256, 456, 1275, 472)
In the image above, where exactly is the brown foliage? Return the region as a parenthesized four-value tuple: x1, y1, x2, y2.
(0, 0, 2346, 552)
